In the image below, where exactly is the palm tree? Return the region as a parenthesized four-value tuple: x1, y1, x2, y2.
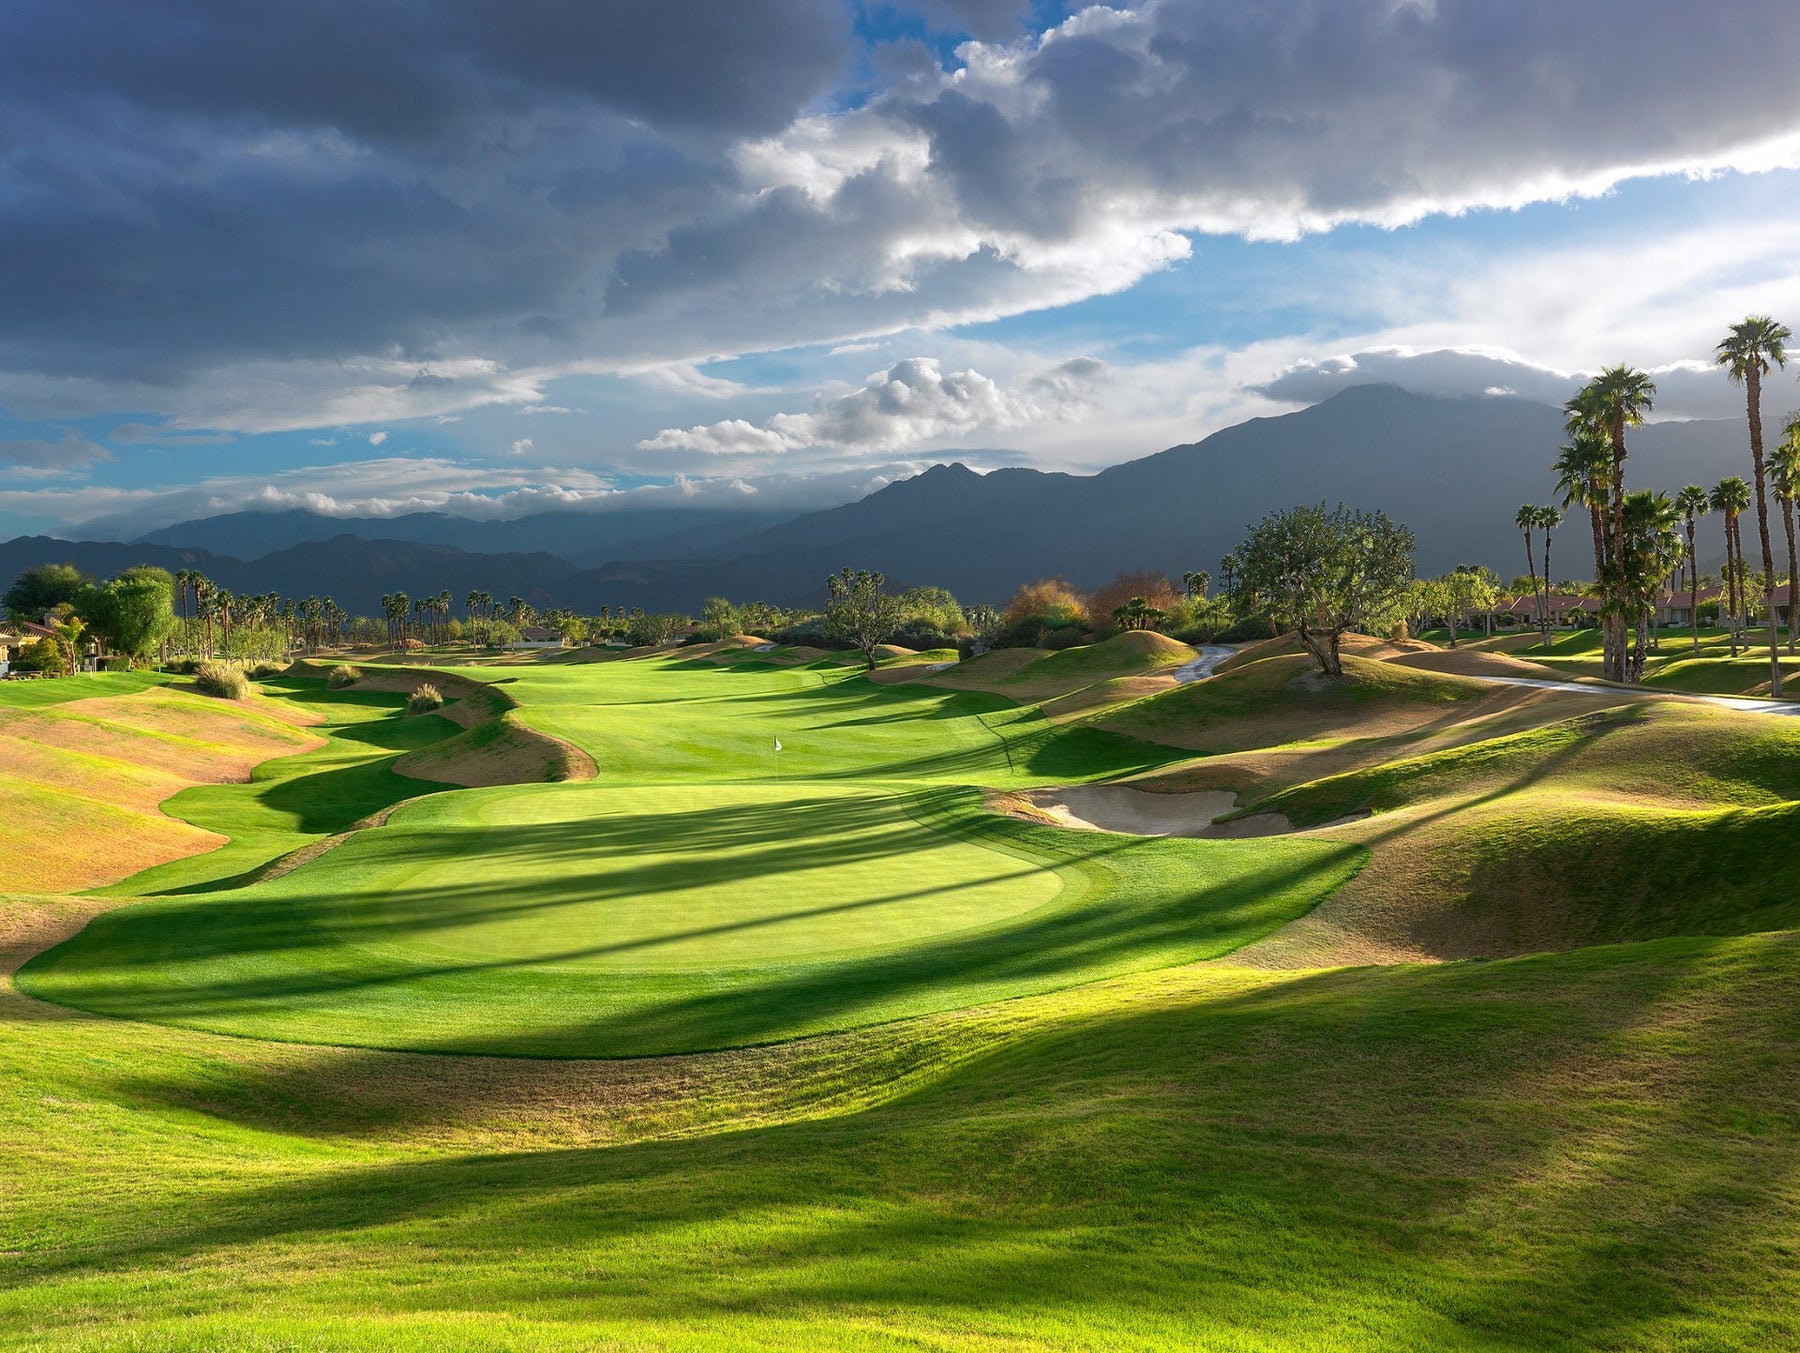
(1674, 485, 1710, 653)
(1514, 505, 1541, 637)
(1553, 434, 1611, 646)
(1619, 490, 1683, 681)
(1771, 415, 1800, 653)
(1566, 367, 1657, 682)
(1717, 316, 1793, 693)
(1531, 504, 1560, 648)
(1712, 478, 1753, 655)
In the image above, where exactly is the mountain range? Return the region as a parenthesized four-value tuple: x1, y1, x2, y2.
(1, 386, 1759, 615)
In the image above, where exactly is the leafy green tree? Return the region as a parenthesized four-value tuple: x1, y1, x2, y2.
(625, 611, 687, 647)
(45, 603, 88, 675)
(1233, 503, 1416, 677)
(3, 562, 87, 624)
(1674, 485, 1710, 653)
(81, 567, 177, 662)
(823, 568, 903, 671)
(1717, 316, 1793, 693)
(698, 597, 741, 642)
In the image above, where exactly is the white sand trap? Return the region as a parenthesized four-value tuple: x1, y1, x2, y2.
(1019, 785, 1366, 839)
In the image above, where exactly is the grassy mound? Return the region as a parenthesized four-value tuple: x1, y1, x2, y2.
(1101, 652, 1491, 753)
(0, 683, 322, 892)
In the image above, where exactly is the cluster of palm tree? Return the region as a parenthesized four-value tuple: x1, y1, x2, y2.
(1511, 316, 1795, 690)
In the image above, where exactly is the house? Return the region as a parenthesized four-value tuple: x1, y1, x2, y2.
(1501, 593, 1603, 627)
(508, 625, 567, 651)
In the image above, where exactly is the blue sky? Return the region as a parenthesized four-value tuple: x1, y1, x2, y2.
(3, 0, 1799, 539)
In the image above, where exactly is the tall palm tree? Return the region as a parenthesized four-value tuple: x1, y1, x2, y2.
(1619, 491, 1683, 681)
(1531, 504, 1560, 648)
(1674, 485, 1710, 653)
(1566, 367, 1657, 682)
(1553, 433, 1612, 648)
(1717, 316, 1793, 693)
(1771, 415, 1800, 653)
(1514, 505, 1540, 637)
(1712, 478, 1753, 655)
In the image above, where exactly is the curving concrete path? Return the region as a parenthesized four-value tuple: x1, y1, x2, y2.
(1171, 645, 1236, 684)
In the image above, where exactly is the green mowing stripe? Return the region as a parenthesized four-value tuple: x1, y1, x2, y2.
(19, 780, 1363, 1057)
(0, 670, 173, 707)
(93, 678, 463, 898)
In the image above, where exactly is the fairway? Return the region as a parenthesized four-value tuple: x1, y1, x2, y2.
(19, 657, 1362, 1056)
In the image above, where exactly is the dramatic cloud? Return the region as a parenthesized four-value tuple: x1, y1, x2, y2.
(640, 356, 1106, 455)
(3, 0, 1798, 434)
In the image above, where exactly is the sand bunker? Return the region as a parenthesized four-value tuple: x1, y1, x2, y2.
(1010, 784, 1367, 840)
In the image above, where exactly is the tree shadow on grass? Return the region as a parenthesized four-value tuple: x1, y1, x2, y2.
(36, 934, 1800, 1348)
(22, 805, 1361, 1058)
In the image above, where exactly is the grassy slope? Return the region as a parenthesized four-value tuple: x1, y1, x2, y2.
(4, 922, 1800, 1350)
(96, 679, 461, 896)
(21, 658, 1358, 1056)
(0, 679, 323, 892)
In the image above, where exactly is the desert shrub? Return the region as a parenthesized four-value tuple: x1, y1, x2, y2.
(327, 664, 362, 689)
(1002, 578, 1087, 631)
(1040, 627, 1088, 650)
(1217, 615, 1277, 643)
(889, 622, 961, 651)
(896, 586, 966, 638)
(246, 660, 285, 678)
(625, 612, 689, 647)
(773, 617, 832, 648)
(167, 656, 201, 675)
(407, 683, 445, 714)
(194, 661, 250, 700)
(12, 637, 66, 675)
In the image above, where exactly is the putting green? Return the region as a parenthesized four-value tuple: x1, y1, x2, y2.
(373, 783, 1062, 970)
(20, 656, 1365, 1056)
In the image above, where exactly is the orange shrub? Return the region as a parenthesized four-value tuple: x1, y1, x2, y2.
(1002, 578, 1088, 630)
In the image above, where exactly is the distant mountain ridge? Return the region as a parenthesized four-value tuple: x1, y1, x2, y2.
(135, 505, 795, 565)
(4, 386, 1757, 614)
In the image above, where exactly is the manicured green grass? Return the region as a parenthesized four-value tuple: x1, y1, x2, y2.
(11, 645, 1800, 1347)
(98, 678, 460, 896)
(0, 669, 173, 708)
(5, 925, 1800, 1349)
(23, 659, 1359, 1056)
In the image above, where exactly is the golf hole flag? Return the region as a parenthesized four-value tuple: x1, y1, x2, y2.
(774, 737, 782, 752)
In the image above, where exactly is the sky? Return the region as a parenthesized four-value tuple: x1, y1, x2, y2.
(3, 0, 1800, 540)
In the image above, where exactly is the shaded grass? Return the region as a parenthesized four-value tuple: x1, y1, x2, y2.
(22, 783, 1361, 1057)
(98, 679, 460, 897)
(5, 926, 1800, 1349)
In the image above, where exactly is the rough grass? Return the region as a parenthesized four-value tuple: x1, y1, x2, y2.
(0, 685, 322, 892)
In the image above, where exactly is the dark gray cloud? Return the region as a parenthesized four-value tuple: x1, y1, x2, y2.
(2, 0, 1799, 429)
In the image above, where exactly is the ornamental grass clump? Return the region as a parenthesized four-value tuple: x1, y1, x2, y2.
(407, 682, 445, 714)
(193, 661, 251, 700)
(327, 664, 362, 689)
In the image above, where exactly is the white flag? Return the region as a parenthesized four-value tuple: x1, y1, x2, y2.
(774, 737, 782, 752)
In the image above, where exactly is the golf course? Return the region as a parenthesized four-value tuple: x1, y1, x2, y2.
(4, 632, 1800, 1350)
